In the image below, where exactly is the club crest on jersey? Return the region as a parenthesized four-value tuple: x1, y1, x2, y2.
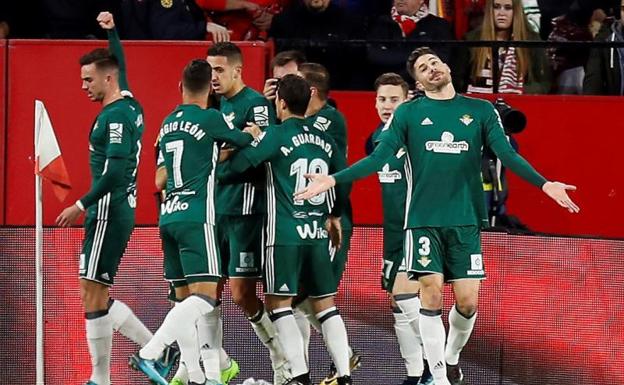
(313, 116, 332, 132)
(460, 114, 474, 126)
(418, 256, 431, 267)
(253, 106, 270, 127)
(161, 0, 173, 8)
(425, 131, 469, 154)
(377, 164, 402, 184)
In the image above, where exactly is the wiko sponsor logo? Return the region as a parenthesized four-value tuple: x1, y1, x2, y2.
(161, 195, 189, 215)
(296, 220, 328, 240)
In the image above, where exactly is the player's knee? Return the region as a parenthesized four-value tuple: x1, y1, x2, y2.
(455, 299, 478, 318)
(79, 281, 108, 311)
(419, 286, 443, 309)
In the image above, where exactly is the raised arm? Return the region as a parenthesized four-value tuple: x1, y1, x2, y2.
(97, 12, 130, 92)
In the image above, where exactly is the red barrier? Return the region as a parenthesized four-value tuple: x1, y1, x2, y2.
(3, 41, 623, 238)
(0, 40, 5, 224)
(332, 91, 624, 239)
(5, 40, 268, 226)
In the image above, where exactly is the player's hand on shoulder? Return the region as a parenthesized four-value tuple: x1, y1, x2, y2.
(294, 174, 335, 201)
(542, 181, 580, 213)
(325, 215, 343, 250)
(97, 12, 115, 30)
(244, 122, 262, 140)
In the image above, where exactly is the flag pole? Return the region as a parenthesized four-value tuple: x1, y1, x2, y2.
(34, 100, 45, 385)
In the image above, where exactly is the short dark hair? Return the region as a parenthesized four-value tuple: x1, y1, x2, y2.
(182, 59, 212, 94)
(374, 73, 409, 96)
(79, 48, 119, 72)
(406, 47, 439, 79)
(270, 50, 307, 71)
(207, 42, 243, 65)
(276, 74, 311, 116)
(298, 62, 330, 100)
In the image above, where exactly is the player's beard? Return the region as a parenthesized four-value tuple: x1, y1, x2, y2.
(425, 72, 451, 92)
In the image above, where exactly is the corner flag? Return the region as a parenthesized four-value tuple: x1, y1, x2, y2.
(34, 100, 71, 201)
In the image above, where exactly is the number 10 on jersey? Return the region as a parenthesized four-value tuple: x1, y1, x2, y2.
(290, 158, 328, 206)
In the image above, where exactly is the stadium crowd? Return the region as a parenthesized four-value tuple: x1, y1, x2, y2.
(1, 0, 623, 94)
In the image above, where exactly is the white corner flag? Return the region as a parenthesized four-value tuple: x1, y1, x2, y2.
(34, 100, 72, 385)
(35, 100, 71, 201)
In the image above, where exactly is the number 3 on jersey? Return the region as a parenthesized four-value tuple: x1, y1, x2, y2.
(290, 158, 328, 205)
(418, 236, 431, 256)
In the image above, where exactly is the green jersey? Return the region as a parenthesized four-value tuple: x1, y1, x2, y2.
(371, 124, 407, 234)
(216, 86, 276, 215)
(157, 105, 254, 225)
(81, 28, 143, 218)
(307, 103, 352, 229)
(334, 94, 547, 229)
(224, 118, 347, 246)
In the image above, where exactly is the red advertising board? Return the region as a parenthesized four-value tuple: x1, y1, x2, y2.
(4, 40, 268, 226)
(332, 91, 624, 239)
(0, 40, 5, 223)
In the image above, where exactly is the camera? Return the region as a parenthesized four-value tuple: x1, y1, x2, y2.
(493, 98, 526, 134)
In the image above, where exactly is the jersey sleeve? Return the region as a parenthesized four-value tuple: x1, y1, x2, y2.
(331, 108, 405, 184)
(245, 96, 276, 129)
(206, 109, 254, 147)
(156, 148, 165, 168)
(484, 104, 547, 188)
(376, 106, 407, 153)
(107, 28, 130, 93)
(79, 157, 128, 209)
(104, 111, 133, 159)
(236, 126, 281, 169)
(221, 127, 280, 183)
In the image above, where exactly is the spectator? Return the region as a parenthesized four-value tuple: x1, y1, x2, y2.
(197, 0, 289, 40)
(263, 50, 307, 99)
(0, 21, 8, 39)
(547, 0, 595, 94)
(40, 0, 116, 39)
(366, 0, 454, 84)
(269, 0, 365, 89)
(455, 0, 551, 94)
(119, 0, 230, 41)
(583, 0, 624, 95)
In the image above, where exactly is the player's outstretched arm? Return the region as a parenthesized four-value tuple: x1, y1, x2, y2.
(542, 181, 580, 213)
(295, 174, 336, 201)
(97, 12, 130, 92)
(294, 141, 396, 201)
